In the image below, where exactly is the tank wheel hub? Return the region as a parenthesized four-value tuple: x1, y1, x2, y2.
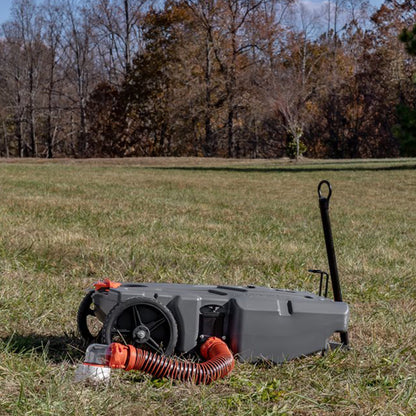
(133, 325, 150, 343)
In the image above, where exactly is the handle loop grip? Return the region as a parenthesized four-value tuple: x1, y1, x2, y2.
(318, 180, 332, 201)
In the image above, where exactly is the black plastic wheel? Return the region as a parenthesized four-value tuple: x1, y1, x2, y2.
(100, 297, 178, 355)
(77, 290, 103, 343)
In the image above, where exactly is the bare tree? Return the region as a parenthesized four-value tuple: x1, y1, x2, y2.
(0, 0, 46, 157)
(60, 0, 96, 156)
(39, 0, 65, 158)
(186, 0, 267, 157)
(273, 0, 327, 158)
(0, 27, 25, 156)
(16, 0, 41, 157)
(89, 0, 151, 81)
(184, 0, 223, 155)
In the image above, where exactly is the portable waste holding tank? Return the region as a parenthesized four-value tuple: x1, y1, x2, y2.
(76, 181, 349, 383)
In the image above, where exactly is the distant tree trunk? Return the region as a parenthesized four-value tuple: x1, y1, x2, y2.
(64, 1, 93, 157)
(15, 90, 24, 157)
(226, 8, 237, 158)
(28, 60, 37, 157)
(124, 0, 131, 74)
(203, 34, 215, 156)
(227, 104, 234, 157)
(78, 94, 88, 155)
(41, 0, 63, 159)
(2, 122, 10, 158)
(46, 86, 54, 158)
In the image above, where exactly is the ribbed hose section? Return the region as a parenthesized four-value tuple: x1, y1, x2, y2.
(106, 337, 234, 384)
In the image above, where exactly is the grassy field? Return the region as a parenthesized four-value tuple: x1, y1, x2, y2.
(0, 158, 415, 415)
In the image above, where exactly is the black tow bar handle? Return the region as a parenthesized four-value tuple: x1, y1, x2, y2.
(318, 180, 342, 303)
(318, 180, 349, 346)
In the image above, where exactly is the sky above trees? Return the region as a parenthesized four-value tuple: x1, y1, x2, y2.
(0, 0, 385, 25)
(0, 0, 13, 24)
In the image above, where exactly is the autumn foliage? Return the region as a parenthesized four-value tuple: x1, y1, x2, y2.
(0, 0, 416, 158)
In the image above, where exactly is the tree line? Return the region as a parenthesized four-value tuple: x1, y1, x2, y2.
(0, 0, 415, 159)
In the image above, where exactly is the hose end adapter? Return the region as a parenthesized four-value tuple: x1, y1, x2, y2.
(106, 342, 138, 370)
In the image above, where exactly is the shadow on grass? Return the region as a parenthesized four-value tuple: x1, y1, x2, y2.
(0, 333, 86, 363)
(148, 163, 416, 174)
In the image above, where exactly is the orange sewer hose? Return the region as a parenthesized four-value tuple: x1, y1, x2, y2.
(106, 337, 235, 384)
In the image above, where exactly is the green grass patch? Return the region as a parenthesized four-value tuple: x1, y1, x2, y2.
(0, 158, 415, 415)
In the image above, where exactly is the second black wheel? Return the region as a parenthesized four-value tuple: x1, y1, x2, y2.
(77, 290, 103, 343)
